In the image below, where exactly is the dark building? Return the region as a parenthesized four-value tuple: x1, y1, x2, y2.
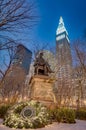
(56, 17, 72, 80)
(12, 44, 32, 74)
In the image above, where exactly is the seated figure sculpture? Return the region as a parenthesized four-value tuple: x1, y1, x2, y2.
(34, 52, 52, 76)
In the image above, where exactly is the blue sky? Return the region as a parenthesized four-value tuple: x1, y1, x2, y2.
(25, 0, 86, 49)
(1, 0, 86, 70)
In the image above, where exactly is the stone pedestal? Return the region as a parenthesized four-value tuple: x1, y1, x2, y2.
(29, 75, 57, 108)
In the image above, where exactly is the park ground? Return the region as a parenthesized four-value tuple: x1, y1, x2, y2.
(0, 119, 86, 130)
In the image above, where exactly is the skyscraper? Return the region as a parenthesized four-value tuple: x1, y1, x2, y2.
(56, 17, 72, 80)
(2, 44, 32, 102)
(56, 17, 73, 105)
(12, 44, 32, 74)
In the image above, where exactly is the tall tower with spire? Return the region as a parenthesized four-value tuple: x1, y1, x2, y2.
(56, 17, 72, 91)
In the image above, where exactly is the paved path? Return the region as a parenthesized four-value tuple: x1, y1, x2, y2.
(0, 119, 86, 130)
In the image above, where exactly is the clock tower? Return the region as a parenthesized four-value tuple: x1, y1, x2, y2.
(56, 17, 72, 83)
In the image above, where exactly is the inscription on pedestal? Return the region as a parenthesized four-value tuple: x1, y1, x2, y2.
(30, 75, 57, 103)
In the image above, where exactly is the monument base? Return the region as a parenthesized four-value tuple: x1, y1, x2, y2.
(29, 75, 57, 108)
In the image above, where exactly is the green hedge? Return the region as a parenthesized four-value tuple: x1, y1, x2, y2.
(76, 109, 86, 120)
(0, 104, 11, 118)
(2, 102, 76, 129)
(49, 108, 76, 123)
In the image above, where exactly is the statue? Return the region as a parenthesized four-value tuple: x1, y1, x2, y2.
(34, 52, 52, 76)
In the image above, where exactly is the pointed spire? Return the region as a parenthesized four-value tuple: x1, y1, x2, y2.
(59, 16, 64, 25)
(56, 16, 68, 35)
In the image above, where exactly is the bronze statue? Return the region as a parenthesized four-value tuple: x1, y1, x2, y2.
(34, 52, 52, 76)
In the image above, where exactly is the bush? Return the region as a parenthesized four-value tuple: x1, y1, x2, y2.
(3, 100, 51, 129)
(49, 108, 76, 123)
(76, 109, 86, 120)
(14, 102, 28, 114)
(3, 102, 76, 129)
(0, 104, 11, 118)
(48, 108, 57, 121)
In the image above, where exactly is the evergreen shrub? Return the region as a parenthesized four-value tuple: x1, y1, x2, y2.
(0, 104, 11, 118)
(76, 108, 86, 120)
(3, 100, 51, 129)
(49, 108, 76, 123)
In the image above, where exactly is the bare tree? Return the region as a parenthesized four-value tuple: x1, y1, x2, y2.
(0, 0, 36, 49)
(72, 40, 86, 108)
(74, 40, 86, 72)
(0, 66, 26, 103)
(0, 0, 36, 86)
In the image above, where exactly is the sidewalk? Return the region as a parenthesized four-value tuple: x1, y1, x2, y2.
(0, 119, 86, 130)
